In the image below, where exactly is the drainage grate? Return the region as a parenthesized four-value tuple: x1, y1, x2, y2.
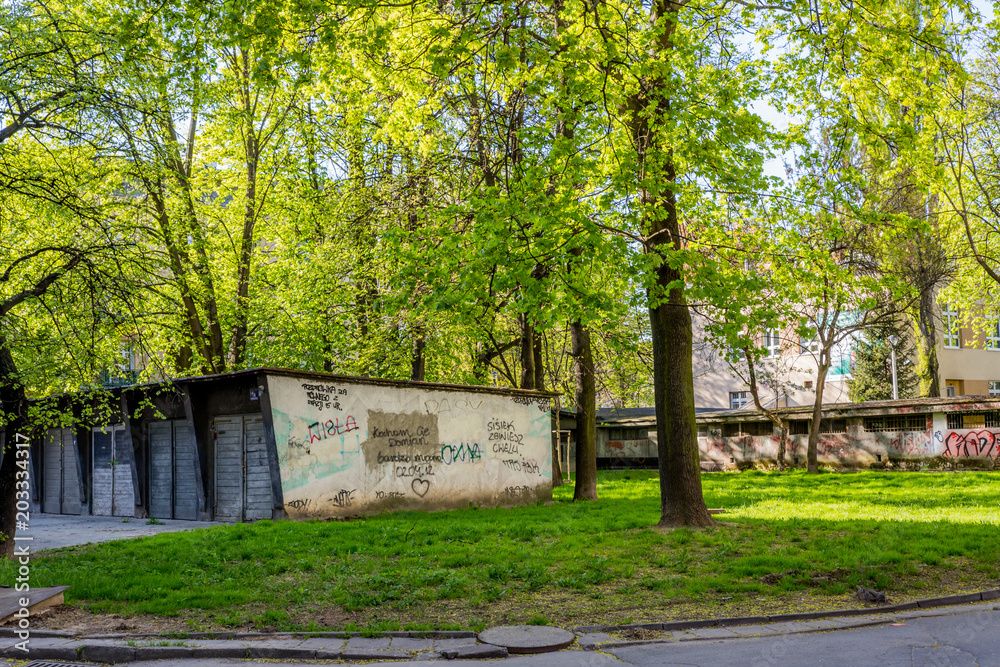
(24, 661, 90, 667)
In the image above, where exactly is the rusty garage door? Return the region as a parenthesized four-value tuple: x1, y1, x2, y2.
(213, 414, 272, 522)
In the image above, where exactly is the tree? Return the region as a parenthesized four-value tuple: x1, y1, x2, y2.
(848, 320, 919, 402)
(933, 31, 1000, 343)
(698, 225, 800, 469)
(0, 0, 139, 559)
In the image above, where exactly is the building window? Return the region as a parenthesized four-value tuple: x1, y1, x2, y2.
(721, 421, 772, 437)
(947, 412, 1000, 429)
(730, 391, 749, 409)
(763, 329, 780, 357)
(989, 319, 1000, 351)
(942, 303, 960, 348)
(799, 323, 819, 353)
(819, 419, 847, 434)
(990, 381, 1000, 395)
(789, 419, 810, 435)
(863, 415, 927, 432)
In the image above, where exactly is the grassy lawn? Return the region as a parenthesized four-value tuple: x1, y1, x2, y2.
(7, 470, 1000, 633)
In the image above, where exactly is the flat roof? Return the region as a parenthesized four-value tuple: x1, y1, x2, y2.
(172, 367, 561, 399)
(696, 395, 1000, 422)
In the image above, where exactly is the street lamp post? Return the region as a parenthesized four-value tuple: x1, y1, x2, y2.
(888, 334, 899, 400)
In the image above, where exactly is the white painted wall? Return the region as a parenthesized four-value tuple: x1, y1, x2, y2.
(265, 374, 553, 518)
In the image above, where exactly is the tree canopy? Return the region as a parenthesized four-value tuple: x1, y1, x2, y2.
(0, 0, 989, 547)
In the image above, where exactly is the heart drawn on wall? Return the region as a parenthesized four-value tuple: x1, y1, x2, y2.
(411, 478, 430, 497)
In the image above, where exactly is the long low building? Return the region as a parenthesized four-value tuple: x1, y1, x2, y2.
(557, 398, 1000, 471)
(698, 396, 1000, 470)
(5, 368, 555, 522)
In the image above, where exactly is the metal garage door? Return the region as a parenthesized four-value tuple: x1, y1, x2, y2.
(213, 414, 271, 522)
(92, 426, 134, 517)
(149, 419, 199, 520)
(42, 428, 81, 515)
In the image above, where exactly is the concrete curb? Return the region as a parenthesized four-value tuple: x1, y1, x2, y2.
(0, 627, 477, 639)
(0, 636, 493, 663)
(571, 587, 1000, 635)
(1, 588, 997, 663)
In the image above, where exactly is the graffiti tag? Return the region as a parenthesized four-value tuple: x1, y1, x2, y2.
(328, 489, 356, 508)
(441, 442, 482, 465)
(944, 431, 998, 458)
(307, 416, 359, 443)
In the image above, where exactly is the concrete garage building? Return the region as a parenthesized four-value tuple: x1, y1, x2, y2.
(14, 369, 555, 522)
(697, 396, 1000, 470)
(557, 398, 1000, 471)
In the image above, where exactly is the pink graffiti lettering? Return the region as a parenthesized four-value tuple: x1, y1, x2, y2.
(943, 431, 998, 458)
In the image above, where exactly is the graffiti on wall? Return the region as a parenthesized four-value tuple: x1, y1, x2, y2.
(883, 431, 934, 457)
(944, 430, 998, 458)
(695, 420, 1000, 464)
(268, 374, 552, 516)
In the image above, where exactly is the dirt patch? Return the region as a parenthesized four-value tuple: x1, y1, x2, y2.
(17, 559, 1000, 635)
(759, 569, 798, 585)
(20, 607, 196, 635)
(617, 627, 663, 641)
(810, 568, 850, 585)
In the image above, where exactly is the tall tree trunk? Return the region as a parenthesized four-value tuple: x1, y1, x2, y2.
(806, 351, 831, 474)
(743, 349, 787, 469)
(630, 0, 713, 527)
(649, 281, 713, 526)
(230, 131, 257, 368)
(570, 318, 597, 501)
(532, 327, 545, 391)
(0, 336, 27, 559)
(520, 315, 536, 389)
(411, 328, 426, 381)
(914, 291, 940, 397)
(777, 424, 788, 469)
(229, 48, 260, 369)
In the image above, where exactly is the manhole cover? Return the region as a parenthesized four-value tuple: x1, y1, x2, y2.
(478, 625, 576, 654)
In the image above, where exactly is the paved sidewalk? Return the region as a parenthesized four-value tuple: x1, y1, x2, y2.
(1, 601, 996, 665)
(0, 631, 503, 663)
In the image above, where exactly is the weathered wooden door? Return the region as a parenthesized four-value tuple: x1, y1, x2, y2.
(172, 421, 199, 520)
(42, 428, 81, 515)
(92, 426, 134, 517)
(148, 421, 173, 519)
(243, 416, 271, 521)
(149, 419, 199, 520)
(213, 414, 271, 522)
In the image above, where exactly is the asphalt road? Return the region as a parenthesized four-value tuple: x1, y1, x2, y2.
(606, 605, 1000, 666)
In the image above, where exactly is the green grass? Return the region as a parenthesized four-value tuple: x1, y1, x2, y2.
(6, 470, 999, 632)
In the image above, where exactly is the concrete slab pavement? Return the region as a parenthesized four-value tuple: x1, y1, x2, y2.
(21, 513, 223, 552)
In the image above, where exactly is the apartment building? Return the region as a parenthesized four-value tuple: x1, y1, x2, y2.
(937, 303, 1000, 397)
(693, 301, 1000, 410)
